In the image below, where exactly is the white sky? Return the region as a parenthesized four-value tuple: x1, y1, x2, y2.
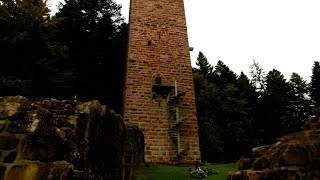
(49, 0, 320, 81)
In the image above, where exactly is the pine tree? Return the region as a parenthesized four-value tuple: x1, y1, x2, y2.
(311, 61, 320, 107)
(211, 60, 238, 89)
(0, 0, 51, 96)
(237, 72, 258, 103)
(261, 69, 291, 142)
(284, 72, 312, 133)
(55, 0, 127, 111)
(194, 59, 258, 162)
(195, 51, 213, 78)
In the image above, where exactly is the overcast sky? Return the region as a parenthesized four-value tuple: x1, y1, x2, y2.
(49, 0, 320, 81)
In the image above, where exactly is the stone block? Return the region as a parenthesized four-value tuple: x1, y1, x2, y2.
(0, 96, 127, 179)
(6, 163, 48, 180)
(7, 119, 40, 134)
(228, 169, 301, 180)
(3, 151, 17, 163)
(0, 136, 19, 150)
(68, 115, 78, 127)
(229, 114, 320, 179)
(252, 145, 271, 158)
(47, 161, 74, 179)
(21, 133, 71, 162)
(237, 158, 253, 170)
(0, 96, 29, 119)
(7, 122, 31, 133)
(253, 156, 270, 170)
(281, 143, 310, 166)
(0, 122, 5, 132)
(0, 165, 6, 180)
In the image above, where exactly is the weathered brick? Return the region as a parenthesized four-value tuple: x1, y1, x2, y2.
(123, 0, 201, 163)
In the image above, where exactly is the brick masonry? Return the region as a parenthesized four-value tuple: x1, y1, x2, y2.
(123, 0, 201, 163)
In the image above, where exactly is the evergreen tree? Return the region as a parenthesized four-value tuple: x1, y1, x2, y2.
(210, 60, 238, 88)
(55, 0, 127, 111)
(194, 58, 316, 162)
(237, 72, 258, 103)
(0, 0, 51, 96)
(260, 69, 291, 142)
(283, 72, 312, 133)
(193, 72, 223, 161)
(311, 61, 320, 107)
(194, 59, 258, 162)
(0, 0, 127, 111)
(195, 51, 213, 78)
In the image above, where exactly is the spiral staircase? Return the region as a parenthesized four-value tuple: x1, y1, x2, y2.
(152, 78, 190, 162)
(166, 81, 189, 162)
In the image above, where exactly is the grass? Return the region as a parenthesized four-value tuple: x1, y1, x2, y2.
(134, 163, 237, 180)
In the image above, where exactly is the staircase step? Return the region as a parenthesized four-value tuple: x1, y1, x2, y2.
(172, 117, 187, 129)
(167, 90, 185, 105)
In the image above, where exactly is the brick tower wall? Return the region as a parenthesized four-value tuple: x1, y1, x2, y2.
(124, 0, 201, 163)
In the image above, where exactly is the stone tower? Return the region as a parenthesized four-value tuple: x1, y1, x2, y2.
(123, 0, 201, 163)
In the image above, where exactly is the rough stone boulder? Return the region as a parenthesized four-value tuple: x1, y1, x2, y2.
(0, 96, 29, 119)
(0, 96, 127, 180)
(228, 115, 320, 180)
(124, 124, 145, 179)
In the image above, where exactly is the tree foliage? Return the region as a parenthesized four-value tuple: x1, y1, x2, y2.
(194, 53, 260, 162)
(195, 51, 213, 78)
(286, 73, 311, 132)
(0, 0, 50, 80)
(311, 61, 320, 107)
(259, 69, 291, 142)
(0, 0, 127, 112)
(250, 59, 266, 92)
(54, 0, 127, 110)
(194, 52, 314, 162)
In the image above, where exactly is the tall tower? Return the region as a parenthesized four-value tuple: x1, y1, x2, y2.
(124, 0, 201, 163)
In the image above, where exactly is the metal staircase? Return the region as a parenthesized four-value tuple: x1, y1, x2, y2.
(167, 80, 189, 162)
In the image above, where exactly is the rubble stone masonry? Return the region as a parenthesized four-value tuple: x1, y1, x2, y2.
(124, 0, 201, 163)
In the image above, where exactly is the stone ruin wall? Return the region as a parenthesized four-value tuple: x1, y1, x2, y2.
(0, 96, 144, 180)
(228, 115, 320, 180)
(123, 0, 201, 163)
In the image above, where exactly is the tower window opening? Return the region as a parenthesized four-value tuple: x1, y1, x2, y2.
(155, 76, 162, 85)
